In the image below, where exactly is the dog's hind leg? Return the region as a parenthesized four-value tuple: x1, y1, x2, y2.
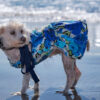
(21, 73, 31, 94)
(71, 62, 81, 90)
(62, 54, 76, 94)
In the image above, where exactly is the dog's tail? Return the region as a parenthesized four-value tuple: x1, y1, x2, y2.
(82, 20, 90, 51)
(87, 40, 90, 51)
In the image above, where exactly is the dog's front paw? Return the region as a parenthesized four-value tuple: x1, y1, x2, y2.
(11, 91, 22, 96)
(34, 83, 39, 91)
(34, 83, 39, 96)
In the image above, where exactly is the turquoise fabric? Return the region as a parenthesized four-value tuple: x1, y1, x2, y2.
(10, 20, 88, 68)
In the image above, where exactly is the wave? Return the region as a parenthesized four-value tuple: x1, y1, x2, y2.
(0, 0, 100, 47)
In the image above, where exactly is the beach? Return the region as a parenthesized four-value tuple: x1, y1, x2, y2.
(0, 47, 100, 100)
(0, 0, 100, 100)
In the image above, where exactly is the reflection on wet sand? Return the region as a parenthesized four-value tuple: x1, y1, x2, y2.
(21, 94, 39, 100)
(21, 93, 39, 100)
(64, 89, 81, 100)
(20, 88, 81, 100)
(21, 94, 29, 100)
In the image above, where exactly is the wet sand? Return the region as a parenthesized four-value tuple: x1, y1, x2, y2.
(0, 46, 100, 100)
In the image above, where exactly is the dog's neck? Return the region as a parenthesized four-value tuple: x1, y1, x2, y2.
(4, 48, 20, 63)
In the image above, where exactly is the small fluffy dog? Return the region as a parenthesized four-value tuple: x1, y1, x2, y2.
(0, 20, 89, 95)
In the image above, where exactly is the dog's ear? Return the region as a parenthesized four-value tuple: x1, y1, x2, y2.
(0, 27, 5, 34)
(0, 38, 3, 48)
(0, 27, 4, 48)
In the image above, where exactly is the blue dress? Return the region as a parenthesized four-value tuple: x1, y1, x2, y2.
(30, 20, 88, 65)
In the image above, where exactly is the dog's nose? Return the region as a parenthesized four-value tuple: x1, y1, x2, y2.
(20, 36, 26, 42)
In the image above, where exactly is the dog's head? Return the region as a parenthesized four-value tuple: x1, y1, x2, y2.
(0, 22, 30, 50)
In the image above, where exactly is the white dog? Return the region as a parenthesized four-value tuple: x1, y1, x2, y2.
(0, 21, 89, 95)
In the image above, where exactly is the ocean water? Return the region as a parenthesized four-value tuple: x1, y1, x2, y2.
(0, 0, 100, 100)
(0, 0, 100, 48)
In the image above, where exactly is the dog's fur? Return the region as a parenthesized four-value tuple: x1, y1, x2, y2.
(0, 22, 89, 95)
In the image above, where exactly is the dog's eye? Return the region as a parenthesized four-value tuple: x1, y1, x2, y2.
(10, 31, 16, 35)
(20, 29, 24, 34)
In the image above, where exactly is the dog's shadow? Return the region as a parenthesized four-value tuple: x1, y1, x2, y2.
(6, 88, 96, 100)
